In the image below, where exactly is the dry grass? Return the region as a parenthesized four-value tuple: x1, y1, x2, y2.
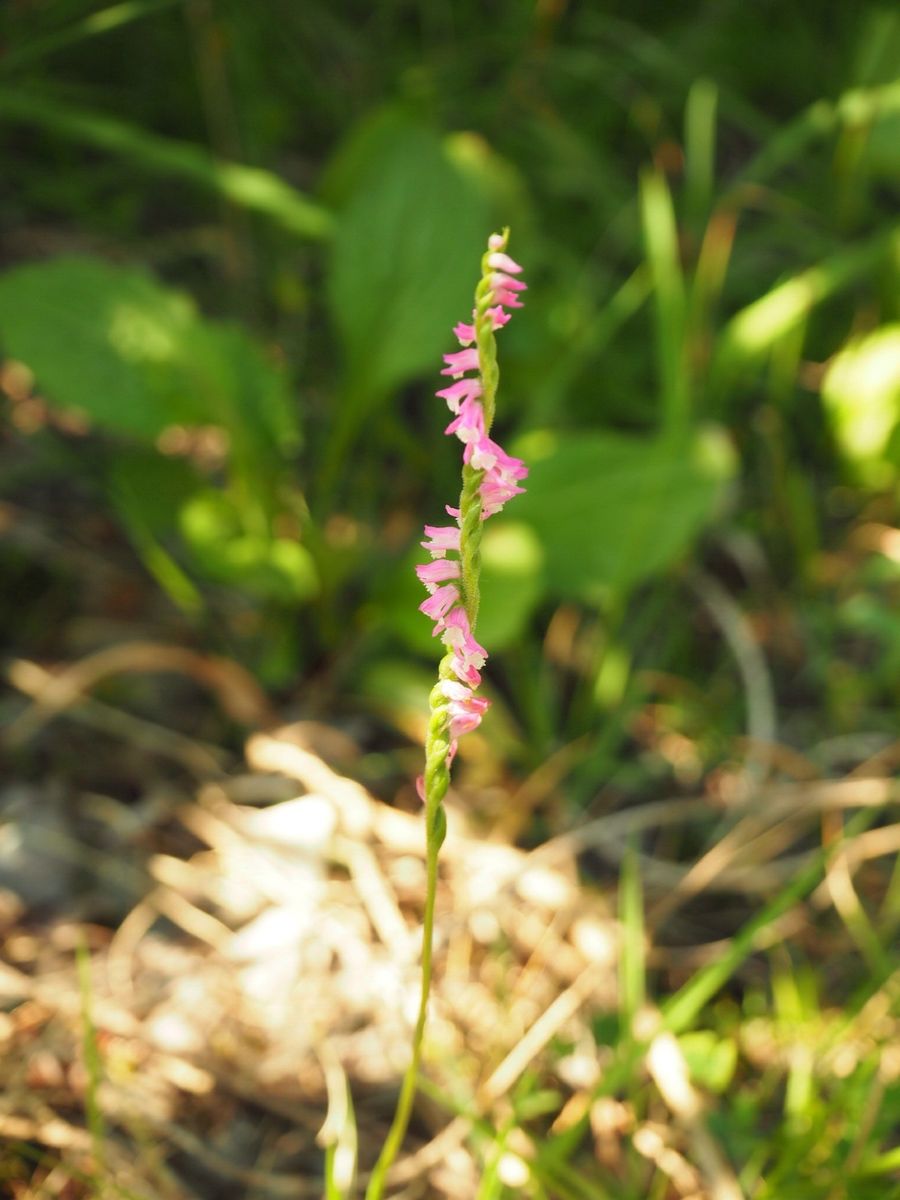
(2, 653, 899, 1196)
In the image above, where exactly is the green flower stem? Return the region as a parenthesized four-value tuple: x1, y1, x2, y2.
(458, 462, 484, 624)
(364, 657, 453, 1200)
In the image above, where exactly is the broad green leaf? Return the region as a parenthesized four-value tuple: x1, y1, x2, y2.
(0, 257, 299, 476)
(0, 256, 201, 438)
(327, 118, 489, 398)
(513, 427, 736, 598)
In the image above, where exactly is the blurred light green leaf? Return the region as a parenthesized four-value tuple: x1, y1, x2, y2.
(717, 225, 900, 364)
(327, 116, 489, 397)
(513, 427, 736, 597)
(822, 324, 900, 487)
(477, 520, 544, 650)
(180, 491, 318, 603)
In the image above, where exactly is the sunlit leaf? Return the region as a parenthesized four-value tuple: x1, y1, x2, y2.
(822, 324, 900, 486)
(0, 256, 299, 470)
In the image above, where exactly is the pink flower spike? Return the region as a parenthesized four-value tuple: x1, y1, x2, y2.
(441, 348, 480, 378)
(416, 559, 460, 590)
(453, 320, 476, 346)
(445, 396, 485, 443)
(436, 377, 482, 414)
(419, 583, 459, 621)
(421, 525, 461, 558)
(487, 251, 523, 274)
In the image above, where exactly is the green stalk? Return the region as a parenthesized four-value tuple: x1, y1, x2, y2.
(364, 659, 453, 1199)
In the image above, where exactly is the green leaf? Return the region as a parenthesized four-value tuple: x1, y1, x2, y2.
(0, 256, 201, 438)
(513, 427, 736, 598)
(0, 257, 299, 474)
(327, 117, 489, 397)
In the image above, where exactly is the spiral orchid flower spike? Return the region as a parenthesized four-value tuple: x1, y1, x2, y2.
(365, 231, 527, 1198)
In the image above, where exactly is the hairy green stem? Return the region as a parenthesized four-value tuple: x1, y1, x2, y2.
(364, 658, 453, 1199)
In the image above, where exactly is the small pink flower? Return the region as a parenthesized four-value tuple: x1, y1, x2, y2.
(419, 583, 459, 621)
(488, 232, 505, 250)
(465, 436, 527, 477)
(436, 377, 483, 413)
(438, 678, 474, 702)
(488, 274, 526, 309)
(441, 348, 480, 378)
(487, 251, 523, 275)
(480, 476, 527, 518)
(441, 607, 488, 683)
(456, 306, 511, 343)
(421, 525, 461, 558)
(493, 289, 524, 309)
(445, 396, 485, 443)
(451, 658, 482, 687)
(440, 677, 490, 736)
(490, 273, 527, 293)
(415, 559, 460, 589)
